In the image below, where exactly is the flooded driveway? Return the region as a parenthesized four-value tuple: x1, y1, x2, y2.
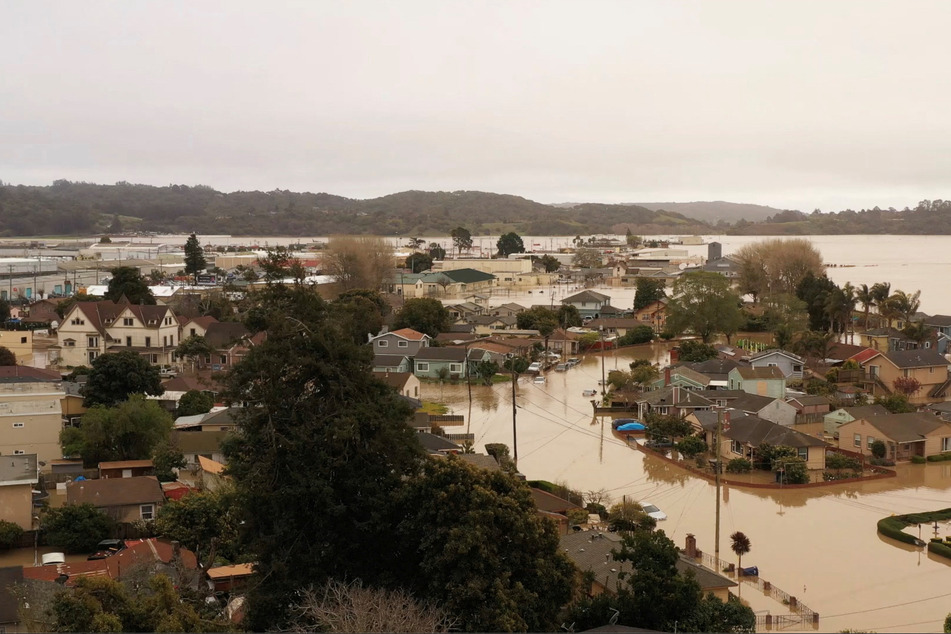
(425, 347, 951, 633)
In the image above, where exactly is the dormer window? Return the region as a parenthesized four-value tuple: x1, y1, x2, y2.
(123, 318, 133, 326)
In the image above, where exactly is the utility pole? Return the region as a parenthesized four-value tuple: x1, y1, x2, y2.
(511, 358, 519, 469)
(599, 327, 607, 396)
(715, 407, 723, 565)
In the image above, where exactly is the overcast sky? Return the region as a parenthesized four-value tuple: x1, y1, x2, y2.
(3, 1, 950, 211)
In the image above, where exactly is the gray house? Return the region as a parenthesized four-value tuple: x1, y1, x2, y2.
(561, 290, 611, 319)
(924, 315, 951, 354)
(749, 349, 805, 380)
(368, 328, 431, 357)
(413, 348, 469, 379)
(373, 354, 411, 373)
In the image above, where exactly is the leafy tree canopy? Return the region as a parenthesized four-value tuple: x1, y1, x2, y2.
(155, 487, 245, 567)
(666, 272, 743, 343)
(405, 252, 434, 274)
(176, 389, 214, 416)
(0, 346, 16, 366)
(63, 395, 173, 466)
(677, 340, 719, 362)
(496, 232, 525, 257)
(41, 503, 114, 554)
(104, 266, 155, 305)
(83, 350, 164, 407)
(633, 278, 667, 310)
(392, 298, 452, 338)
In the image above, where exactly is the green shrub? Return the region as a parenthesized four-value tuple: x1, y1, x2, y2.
(675, 435, 708, 458)
(826, 452, 862, 471)
(0, 520, 24, 550)
(927, 453, 951, 462)
(41, 504, 115, 554)
(928, 539, 951, 560)
(870, 440, 886, 459)
(878, 516, 919, 545)
(823, 471, 862, 481)
(726, 458, 752, 473)
(870, 456, 896, 467)
(912, 455, 928, 464)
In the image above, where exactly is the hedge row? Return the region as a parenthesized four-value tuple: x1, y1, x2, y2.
(926, 452, 951, 462)
(878, 517, 920, 545)
(929, 539, 951, 560)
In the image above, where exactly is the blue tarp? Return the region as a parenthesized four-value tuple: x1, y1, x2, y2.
(616, 422, 646, 432)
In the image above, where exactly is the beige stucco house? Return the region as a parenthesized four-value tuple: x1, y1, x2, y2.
(0, 366, 66, 468)
(837, 413, 951, 461)
(66, 476, 166, 523)
(858, 349, 951, 406)
(55, 300, 181, 367)
(0, 453, 38, 530)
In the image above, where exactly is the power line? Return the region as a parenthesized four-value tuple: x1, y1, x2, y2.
(822, 590, 951, 620)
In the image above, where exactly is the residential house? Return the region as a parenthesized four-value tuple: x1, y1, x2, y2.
(180, 315, 218, 339)
(99, 459, 154, 479)
(0, 366, 65, 468)
(924, 401, 951, 423)
(0, 330, 34, 364)
(698, 256, 741, 279)
(545, 328, 584, 356)
(153, 375, 221, 412)
(649, 365, 714, 391)
(372, 354, 411, 373)
(207, 563, 255, 593)
(413, 347, 469, 379)
(23, 297, 68, 324)
(417, 432, 461, 455)
(861, 327, 923, 352)
(560, 531, 736, 599)
(837, 413, 951, 461)
(689, 410, 828, 470)
(531, 488, 582, 536)
(198, 455, 228, 491)
(562, 290, 612, 319)
(631, 299, 668, 333)
(692, 390, 798, 426)
(492, 302, 526, 317)
(631, 386, 715, 420)
(446, 302, 485, 321)
(587, 317, 648, 338)
(374, 371, 421, 403)
(389, 269, 497, 299)
(0, 453, 38, 530)
(66, 476, 166, 524)
(172, 430, 229, 468)
(0, 566, 24, 631)
(679, 358, 742, 388)
(368, 328, 431, 357)
(924, 315, 951, 354)
(55, 300, 180, 367)
(859, 348, 951, 405)
(750, 349, 805, 380)
(192, 321, 256, 372)
(786, 394, 832, 424)
(727, 366, 786, 398)
(823, 404, 890, 438)
(469, 314, 518, 335)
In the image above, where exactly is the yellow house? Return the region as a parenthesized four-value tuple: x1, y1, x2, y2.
(0, 330, 34, 364)
(859, 349, 951, 405)
(837, 413, 951, 461)
(66, 476, 166, 524)
(0, 366, 66, 468)
(0, 453, 39, 530)
(688, 410, 828, 471)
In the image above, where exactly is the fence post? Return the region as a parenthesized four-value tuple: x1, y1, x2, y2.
(813, 613, 819, 628)
(765, 614, 772, 629)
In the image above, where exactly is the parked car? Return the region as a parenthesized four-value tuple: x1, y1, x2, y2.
(88, 539, 127, 560)
(555, 363, 568, 372)
(567, 358, 581, 367)
(527, 362, 542, 373)
(582, 389, 598, 396)
(640, 502, 667, 521)
(159, 366, 178, 378)
(533, 375, 546, 385)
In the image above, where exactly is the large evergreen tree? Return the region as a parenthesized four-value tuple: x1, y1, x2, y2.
(82, 350, 164, 407)
(183, 233, 206, 281)
(104, 266, 155, 305)
(222, 284, 425, 629)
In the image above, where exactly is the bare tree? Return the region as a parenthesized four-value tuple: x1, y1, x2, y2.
(324, 236, 394, 292)
(288, 579, 457, 633)
(734, 238, 824, 299)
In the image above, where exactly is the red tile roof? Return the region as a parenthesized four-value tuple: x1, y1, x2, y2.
(850, 348, 882, 365)
(387, 328, 428, 341)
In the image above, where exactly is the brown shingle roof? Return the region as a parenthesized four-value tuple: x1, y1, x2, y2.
(884, 349, 949, 369)
(734, 366, 785, 380)
(66, 476, 165, 507)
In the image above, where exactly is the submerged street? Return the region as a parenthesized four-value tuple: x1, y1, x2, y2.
(427, 347, 951, 633)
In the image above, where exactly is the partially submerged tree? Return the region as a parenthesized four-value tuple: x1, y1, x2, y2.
(730, 531, 751, 572)
(392, 297, 451, 338)
(324, 236, 393, 292)
(665, 272, 743, 343)
(104, 266, 155, 305)
(63, 395, 174, 466)
(82, 350, 164, 407)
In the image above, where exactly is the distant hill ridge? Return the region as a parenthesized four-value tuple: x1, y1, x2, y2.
(633, 201, 792, 224)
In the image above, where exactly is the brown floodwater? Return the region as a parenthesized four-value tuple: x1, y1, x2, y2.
(427, 347, 951, 633)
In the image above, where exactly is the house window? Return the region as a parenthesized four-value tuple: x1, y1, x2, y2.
(12, 422, 24, 428)
(731, 440, 743, 455)
(793, 365, 803, 372)
(71, 318, 85, 325)
(126, 336, 133, 347)
(378, 340, 389, 348)
(930, 367, 935, 374)
(798, 447, 808, 461)
(13, 450, 25, 455)
(450, 363, 462, 373)
(853, 433, 862, 448)
(123, 318, 134, 326)
(398, 340, 408, 348)
(204, 355, 211, 363)
(190, 328, 197, 336)
(220, 355, 227, 364)
(63, 339, 76, 347)
(88, 351, 99, 362)
(867, 436, 876, 449)
(943, 438, 951, 452)
(140, 504, 155, 521)
(145, 337, 151, 348)
(88, 336, 98, 348)
(20, 336, 27, 344)
(925, 342, 932, 348)
(417, 362, 429, 372)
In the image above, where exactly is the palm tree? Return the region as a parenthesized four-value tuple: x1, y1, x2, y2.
(731, 531, 752, 575)
(884, 289, 921, 328)
(902, 320, 934, 346)
(855, 283, 874, 330)
(870, 282, 891, 327)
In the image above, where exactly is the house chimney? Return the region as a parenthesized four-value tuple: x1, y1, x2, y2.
(685, 534, 697, 558)
(670, 347, 680, 363)
(664, 367, 671, 386)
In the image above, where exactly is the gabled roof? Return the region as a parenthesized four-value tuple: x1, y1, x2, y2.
(0, 366, 62, 382)
(883, 349, 949, 369)
(700, 412, 828, 448)
(416, 432, 461, 453)
(469, 314, 517, 326)
(172, 430, 230, 453)
(842, 404, 890, 418)
(495, 302, 526, 312)
(850, 348, 882, 365)
(786, 394, 831, 408)
(373, 353, 410, 367)
(750, 349, 805, 364)
(382, 328, 429, 341)
(204, 321, 251, 348)
(530, 488, 582, 514)
(732, 366, 785, 380)
(925, 315, 951, 327)
(183, 315, 218, 330)
(66, 476, 165, 507)
(562, 290, 611, 304)
(729, 392, 782, 413)
(415, 347, 467, 362)
(422, 268, 495, 284)
(373, 371, 416, 391)
(845, 412, 951, 443)
(826, 342, 873, 362)
(685, 358, 741, 376)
